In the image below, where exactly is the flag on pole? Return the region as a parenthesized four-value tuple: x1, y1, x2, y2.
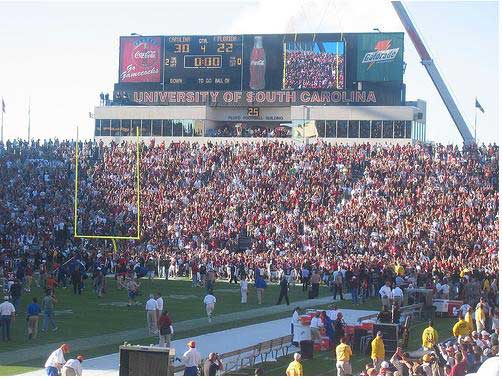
(475, 98, 485, 113)
(1, 98, 5, 113)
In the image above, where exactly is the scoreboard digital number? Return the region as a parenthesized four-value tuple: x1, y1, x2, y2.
(164, 35, 243, 90)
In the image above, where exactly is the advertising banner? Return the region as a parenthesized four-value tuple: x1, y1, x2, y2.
(119, 36, 162, 83)
(356, 33, 404, 82)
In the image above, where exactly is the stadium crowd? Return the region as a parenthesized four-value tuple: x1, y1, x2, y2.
(284, 50, 345, 89)
(0, 139, 499, 375)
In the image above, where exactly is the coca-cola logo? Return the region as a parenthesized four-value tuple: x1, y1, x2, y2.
(131, 37, 160, 68)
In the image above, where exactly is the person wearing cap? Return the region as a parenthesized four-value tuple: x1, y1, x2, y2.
(371, 331, 385, 371)
(0, 295, 16, 342)
(286, 353, 303, 376)
(335, 336, 352, 375)
(62, 355, 84, 376)
(379, 361, 390, 375)
(421, 320, 438, 351)
(203, 291, 217, 323)
(146, 294, 160, 335)
(182, 341, 201, 376)
(45, 344, 70, 376)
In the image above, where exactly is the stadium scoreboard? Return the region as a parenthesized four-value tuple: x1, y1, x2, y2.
(164, 35, 243, 90)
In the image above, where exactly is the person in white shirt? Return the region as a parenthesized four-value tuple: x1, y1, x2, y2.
(145, 294, 160, 335)
(203, 292, 217, 322)
(45, 344, 70, 376)
(379, 282, 392, 308)
(291, 307, 301, 341)
(240, 278, 248, 304)
(391, 285, 403, 307)
(310, 312, 323, 343)
(182, 341, 201, 376)
(0, 296, 16, 342)
(155, 292, 164, 313)
(440, 280, 450, 299)
(62, 355, 84, 376)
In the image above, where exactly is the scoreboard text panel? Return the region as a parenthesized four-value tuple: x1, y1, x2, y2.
(164, 35, 243, 90)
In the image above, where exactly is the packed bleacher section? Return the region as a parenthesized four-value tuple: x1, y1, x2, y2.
(0, 139, 499, 374)
(284, 50, 345, 89)
(0, 139, 498, 286)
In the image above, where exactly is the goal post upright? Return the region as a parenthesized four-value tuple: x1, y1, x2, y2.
(73, 126, 141, 242)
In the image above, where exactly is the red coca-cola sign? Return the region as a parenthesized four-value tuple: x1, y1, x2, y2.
(119, 36, 162, 83)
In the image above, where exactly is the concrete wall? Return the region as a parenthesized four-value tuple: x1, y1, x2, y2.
(96, 136, 414, 146)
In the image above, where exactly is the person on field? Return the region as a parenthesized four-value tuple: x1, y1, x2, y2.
(146, 294, 160, 335)
(0, 295, 16, 342)
(335, 336, 353, 375)
(240, 276, 248, 303)
(453, 313, 471, 341)
(182, 341, 201, 376)
(422, 320, 439, 351)
(371, 331, 385, 371)
(203, 291, 217, 322)
(276, 275, 290, 305)
(45, 343, 70, 376)
(203, 352, 223, 376)
(286, 353, 303, 376)
(255, 274, 267, 305)
(62, 355, 84, 376)
(27, 297, 41, 339)
(158, 310, 173, 347)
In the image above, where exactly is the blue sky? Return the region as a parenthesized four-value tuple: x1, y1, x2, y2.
(0, 0, 498, 144)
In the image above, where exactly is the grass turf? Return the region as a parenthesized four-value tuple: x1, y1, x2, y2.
(1, 277, 381, 375)
(230, 316, 457, 376)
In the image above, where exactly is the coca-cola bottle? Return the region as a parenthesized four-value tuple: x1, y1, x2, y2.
(249, 36, 266, 90)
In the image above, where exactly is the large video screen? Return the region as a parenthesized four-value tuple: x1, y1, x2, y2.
(118, 33, 403, 89)
(283, 41, 345, 90)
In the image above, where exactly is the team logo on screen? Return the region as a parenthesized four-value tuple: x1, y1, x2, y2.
(132, 37, 159, 68)
(362, 39, 400, 70)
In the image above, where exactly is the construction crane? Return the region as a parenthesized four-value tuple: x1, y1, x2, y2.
(391, 1, 475, 143)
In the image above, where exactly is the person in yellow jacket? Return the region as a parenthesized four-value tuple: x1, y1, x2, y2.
(464, 307, 474, 333)
(422, 320, 439, 350)
(452, 314, 471, 341)
(394, 262, 405, 277)
(475, 300, 487, 332)
(371, 331, 385, 370)
(335, 336, 353, 376)
(286, 353, 303, 376)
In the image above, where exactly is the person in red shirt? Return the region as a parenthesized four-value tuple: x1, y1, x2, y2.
(449, 346, 467, 376)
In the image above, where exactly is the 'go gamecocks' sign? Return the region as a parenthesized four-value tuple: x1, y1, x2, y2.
(119, 36, 162, 83)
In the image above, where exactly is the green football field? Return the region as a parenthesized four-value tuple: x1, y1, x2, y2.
(1, 277, 366, 375)
(0, 277, 455, 376)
